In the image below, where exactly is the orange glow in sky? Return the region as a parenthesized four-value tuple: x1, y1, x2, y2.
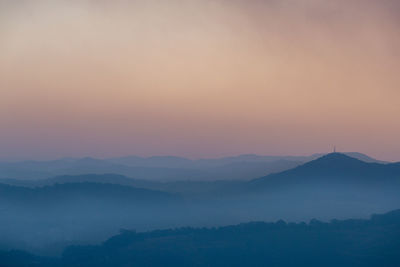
(1, 0, 399, 161)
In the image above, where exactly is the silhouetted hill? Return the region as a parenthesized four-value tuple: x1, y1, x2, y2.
(250, 153, 400, 189)
(342, 152, 387, 163)
(0, 182, 177, 204)
(229, 153, 400, 224)
(47, 174, 140, 186)
(309, 152, 387, 164)
(0, 174, 139, 188)
(108, 156, 193, 168)
(0, 174, 243, 196)
(0, 159, 208, 181)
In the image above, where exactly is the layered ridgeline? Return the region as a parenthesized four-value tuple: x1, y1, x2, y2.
(1, 209, 400, 267)
(0, 153, 399, 255)
(0, 152, 385, 181)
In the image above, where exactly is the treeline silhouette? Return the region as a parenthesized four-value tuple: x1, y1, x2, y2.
(1, 209, 399, 266)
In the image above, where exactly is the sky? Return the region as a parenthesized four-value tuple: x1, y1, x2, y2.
(0, 0, 399, 161)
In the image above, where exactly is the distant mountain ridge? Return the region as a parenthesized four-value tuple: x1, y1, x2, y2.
(1, 153, 396, 193)
(0, 152, 388, 181)
(107, 152, 387, 167)
(0, 182, 177, 203)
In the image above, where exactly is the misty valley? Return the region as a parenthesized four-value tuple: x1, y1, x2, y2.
(0, 153, 400, 266)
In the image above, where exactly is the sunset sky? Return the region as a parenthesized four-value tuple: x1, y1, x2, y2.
(1, 0, 399, 161)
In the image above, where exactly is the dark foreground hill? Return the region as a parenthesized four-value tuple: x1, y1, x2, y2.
(1, 209, 400, 267)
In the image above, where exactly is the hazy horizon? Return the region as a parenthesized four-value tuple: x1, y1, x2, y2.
(1, 0, 399, 161)
(0, 150, 395, 163)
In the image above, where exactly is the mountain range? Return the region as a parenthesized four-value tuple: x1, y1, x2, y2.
(0, 152, 399, 255)
(0, 152, 387, 181)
